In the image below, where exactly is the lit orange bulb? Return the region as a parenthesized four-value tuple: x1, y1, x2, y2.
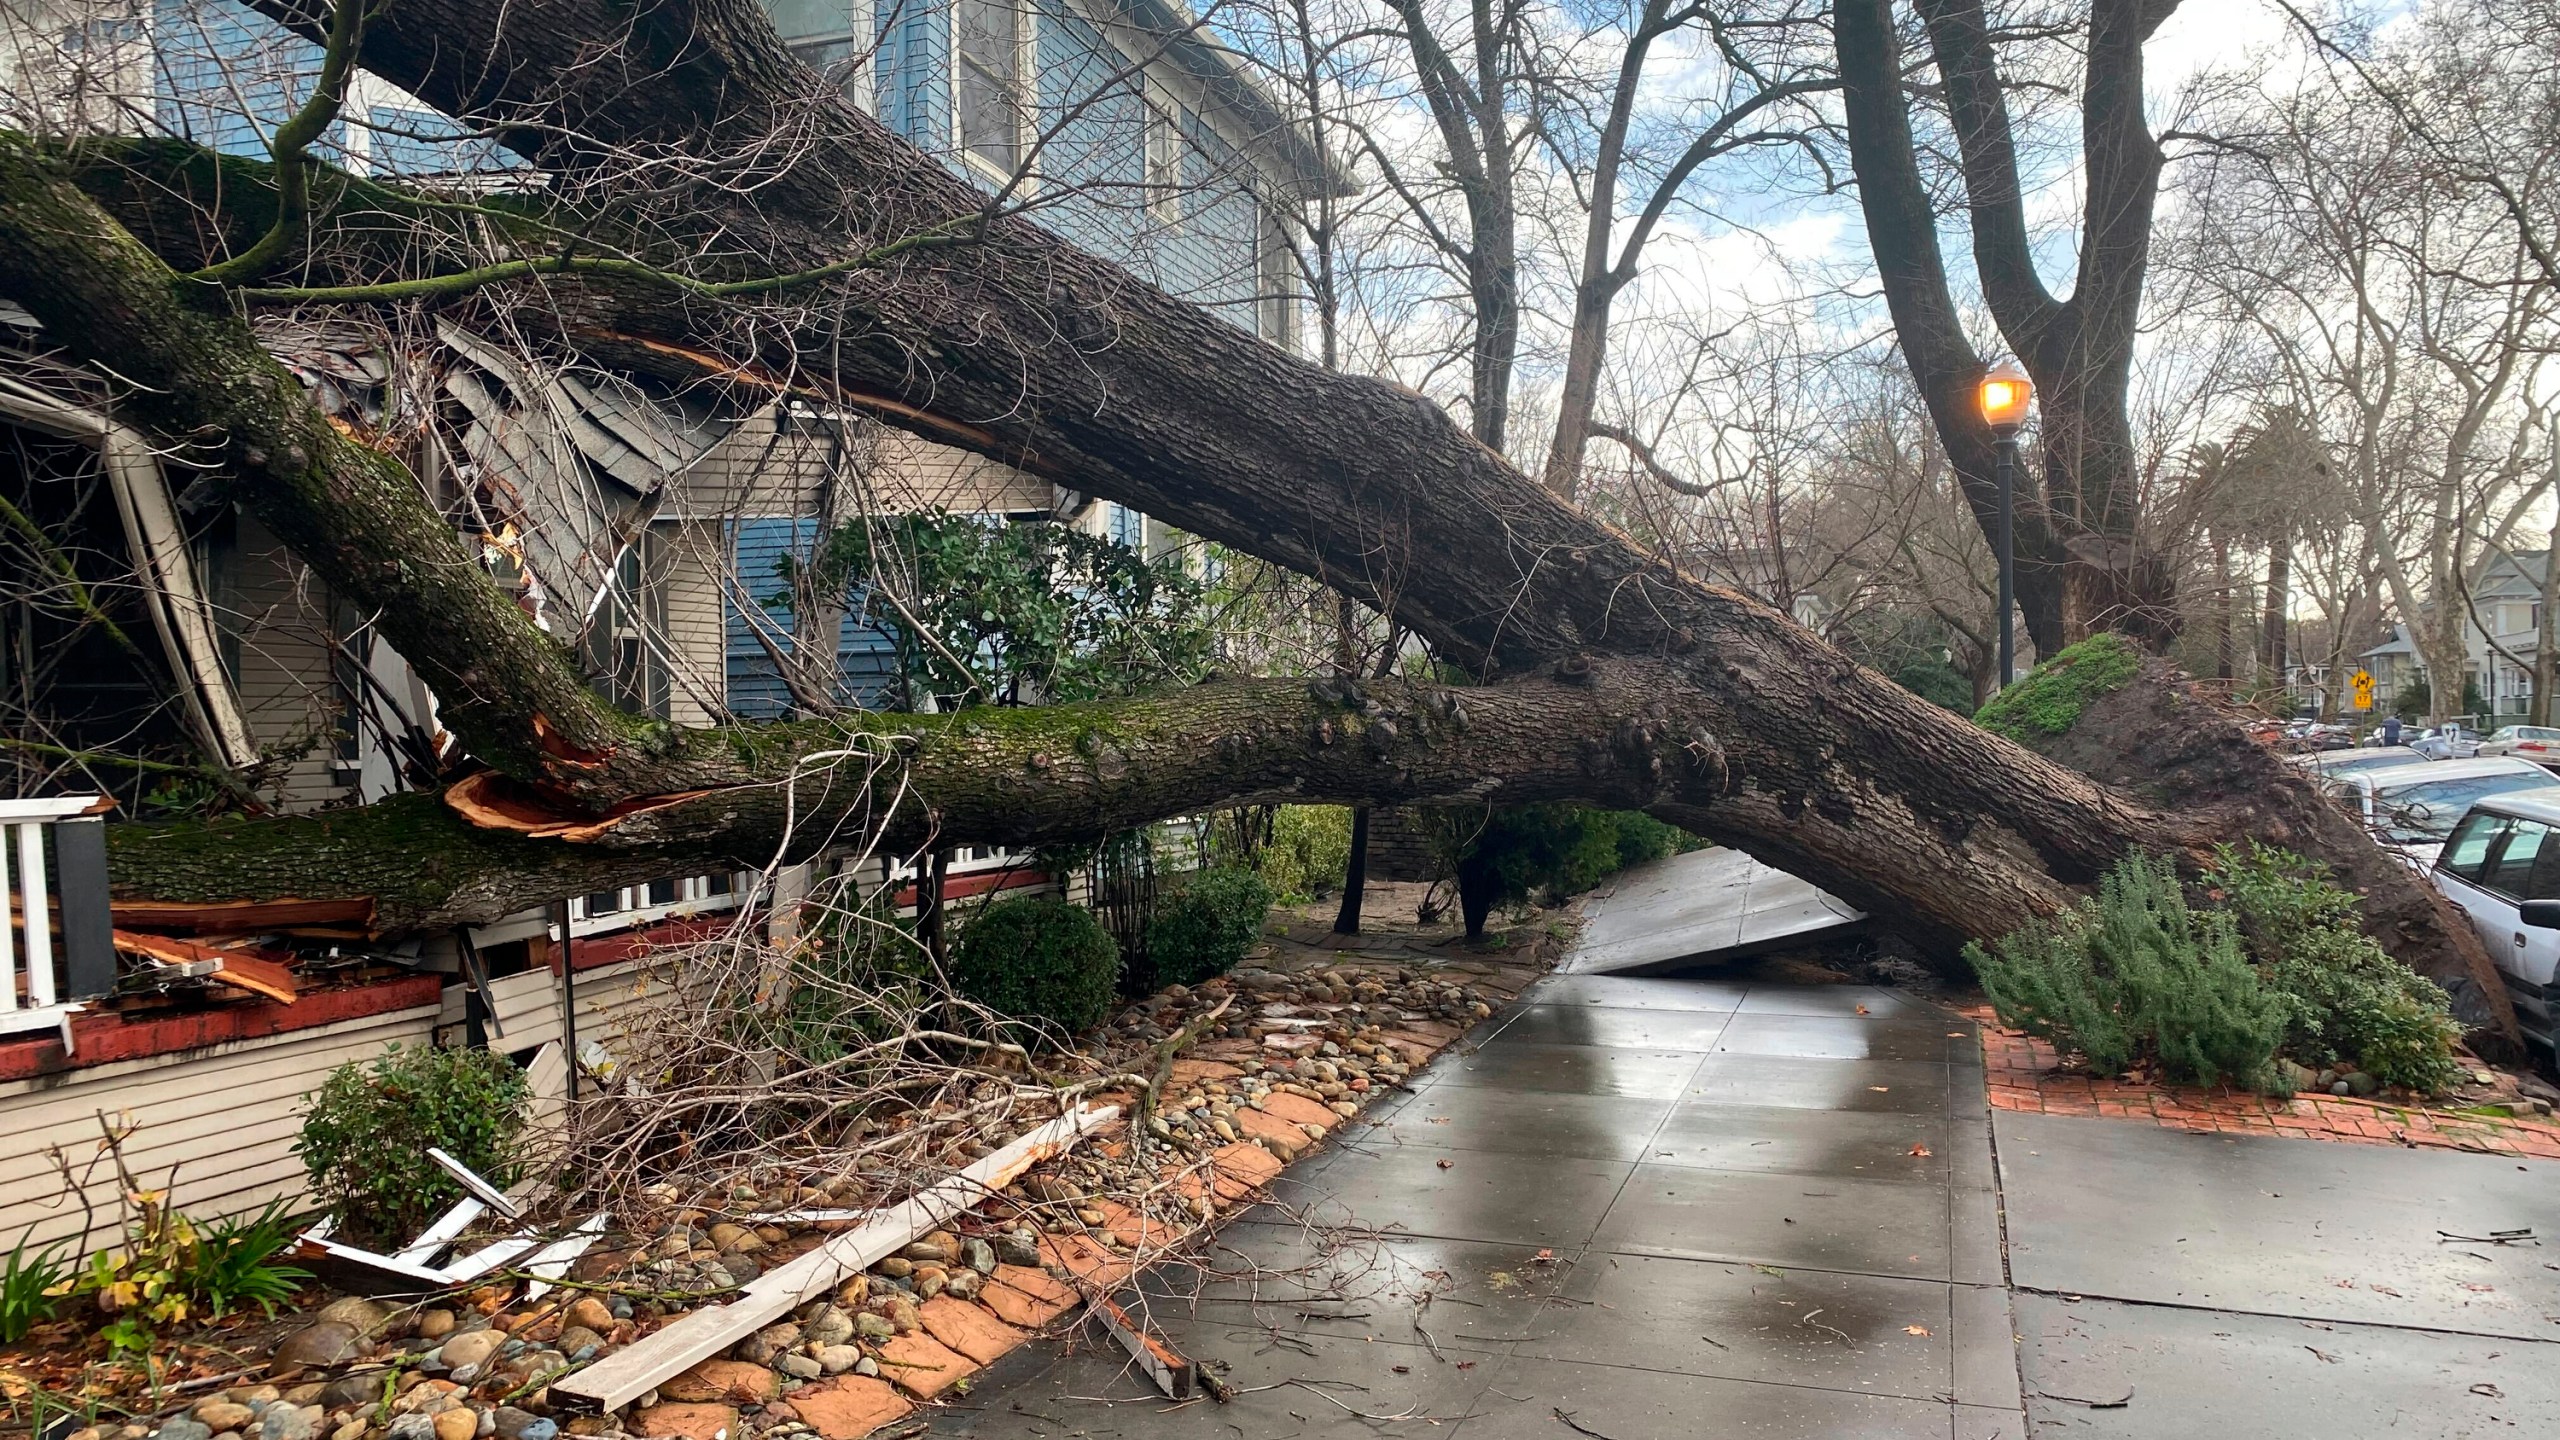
(1979, 361, 2031, 432)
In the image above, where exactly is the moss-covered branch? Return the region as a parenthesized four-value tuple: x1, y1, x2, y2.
(110, 667, 1725, 931)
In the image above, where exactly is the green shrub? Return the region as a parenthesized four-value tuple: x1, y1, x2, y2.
(1975, 633, 2143, 741)
(1895, 658, 1977, 713)
(1439, 805, 1697, 939)
(948, 895, 1122, 1039)
(299, 1045, 529, 1245)
(1142, 867, 1273, 990)
(2203, 842, 2463, 1094)
(1969, 852, 2288, 1090)
(1254, 805, 1354, 903)
(0, 1234, 65, 1343)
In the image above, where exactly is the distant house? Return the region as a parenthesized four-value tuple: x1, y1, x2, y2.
(2357, 551, 2549, 721)
(0, 0, 1337, 1254)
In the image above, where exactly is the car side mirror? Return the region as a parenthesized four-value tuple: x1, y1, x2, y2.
(2520, 899, 2560, 930)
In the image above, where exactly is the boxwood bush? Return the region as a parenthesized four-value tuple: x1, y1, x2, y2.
(1139, 867, 1273, 991)
(299, 1045, 529, 1244)
(949, 895, 1122, 1039)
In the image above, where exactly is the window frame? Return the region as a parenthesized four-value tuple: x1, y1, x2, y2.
(1144, 79, 1184, 223)
(952, 0, 1036, 183)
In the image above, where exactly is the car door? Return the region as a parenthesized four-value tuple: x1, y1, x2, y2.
(2451, 813, 2559, 1044)
(2432, 810, 2520, 968)
(2506, 835, 2560, 1045)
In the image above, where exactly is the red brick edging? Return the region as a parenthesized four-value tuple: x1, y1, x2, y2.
(1966, 1006, 2560, 1160)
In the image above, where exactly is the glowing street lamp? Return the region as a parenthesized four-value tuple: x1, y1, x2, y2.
(1979, 360, 2033, 688)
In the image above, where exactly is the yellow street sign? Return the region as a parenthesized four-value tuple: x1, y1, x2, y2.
(2351, 669, 2375, 711)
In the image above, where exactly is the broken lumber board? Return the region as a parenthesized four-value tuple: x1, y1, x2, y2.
(112, 929, 299, 1003)
(553, 1103, 1120, 1413)
(1088, 1294, 1193, 1399)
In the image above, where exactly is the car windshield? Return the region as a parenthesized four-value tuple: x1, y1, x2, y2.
(2371, 771, 2560, 843)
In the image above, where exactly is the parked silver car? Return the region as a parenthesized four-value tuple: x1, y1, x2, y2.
(2330, 756, 2560, 867)
(2429, 790, 2560, 1053)
(2289, 745, 2434, 778)
(2478, 725, 2560, 765)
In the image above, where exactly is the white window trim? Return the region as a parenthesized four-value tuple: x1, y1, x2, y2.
(566, 872, 744, 938)
(1144, 78, 1183, 224)
(952, 0, 1037, 186)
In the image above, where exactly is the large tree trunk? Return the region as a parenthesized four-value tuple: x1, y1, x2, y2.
(1839, 0, 2181, 650)
(0, 2, 2516, 1041)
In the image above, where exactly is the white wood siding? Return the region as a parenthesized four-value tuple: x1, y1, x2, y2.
(0, 1001, 438, 1256)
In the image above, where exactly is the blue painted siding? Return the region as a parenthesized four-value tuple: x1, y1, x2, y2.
(724, 519, 902, 716)
(153, 0, 501, 173)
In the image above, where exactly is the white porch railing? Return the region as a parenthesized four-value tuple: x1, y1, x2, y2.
(0, 794, 117, 1050)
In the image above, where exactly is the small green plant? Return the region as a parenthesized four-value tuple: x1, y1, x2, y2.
(1141, 867, 1274, 990)
(0, 1233, 67, 1343)
(947, 895, 1122, 1039)
(300, 1045, 530, 1244)
(69, 1191, 310, 1354)
(1974, 633, 2143, 741)
(179, 1200, 308, 1317)
(1969, 852, 2288, 1090)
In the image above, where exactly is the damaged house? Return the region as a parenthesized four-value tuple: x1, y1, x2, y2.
(0, 0, 1334, 1253)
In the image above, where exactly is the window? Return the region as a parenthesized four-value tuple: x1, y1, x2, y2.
(1258, 210, 1298, 349)
(2480, 819, 2551, 898)
(2439, 812, 2507, 882)
(767, 0, 875, 109)
(955, 0, 1028, 175)
(583, 534, 669, 719)
(1145, 84, 1183, 221)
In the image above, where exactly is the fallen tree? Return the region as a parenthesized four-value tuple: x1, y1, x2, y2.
(0, 0, 2517, 1040)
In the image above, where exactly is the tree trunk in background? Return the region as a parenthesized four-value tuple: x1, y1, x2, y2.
(1838, 0, 2182, 652)
(2213, 536, 2235, 682)
(2260, 536, 2290, 691)
(2539, 456, 2560, 725)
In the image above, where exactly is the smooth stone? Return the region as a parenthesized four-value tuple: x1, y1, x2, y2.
(853, 1313, 895, 1342)
(813, 1346, 863, 1376)
(157, 1421, 213, 1440)
(563, 1297, 615, 1334)
(386, 1417, 437, 1440)
(438, 1331, 505, 1372)
(958, 1238, 996, 1275)
(774, 1355, 822, 1381)
(416, 1310, 457, 1342)
(430, 1412, 477, 1440)
(313, 1297, 394, 1337)
(800, 1307, 853, 1347)
(194, 1406, 254, 1434)
(270, 1323, 365, 1374)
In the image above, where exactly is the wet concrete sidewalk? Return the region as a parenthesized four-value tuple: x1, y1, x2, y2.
(936, 968, 2023, 1439)
(2000, 1111, 2560, 1435)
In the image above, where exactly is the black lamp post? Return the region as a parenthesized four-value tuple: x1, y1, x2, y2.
(1979, 360, 2032, 688)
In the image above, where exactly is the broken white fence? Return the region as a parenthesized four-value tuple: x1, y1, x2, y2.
(0, 795, 118, 1049)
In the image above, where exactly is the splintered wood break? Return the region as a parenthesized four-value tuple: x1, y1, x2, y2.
(1088, 1294, 1193, 1399)
(443, 772, 717, 842)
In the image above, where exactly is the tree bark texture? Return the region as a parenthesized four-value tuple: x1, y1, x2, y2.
(0, 0, 2515, 1040)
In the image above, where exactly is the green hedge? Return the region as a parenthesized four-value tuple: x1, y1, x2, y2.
(1141, 867, 1274, 989)
(949, 895, 1122, 1039)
